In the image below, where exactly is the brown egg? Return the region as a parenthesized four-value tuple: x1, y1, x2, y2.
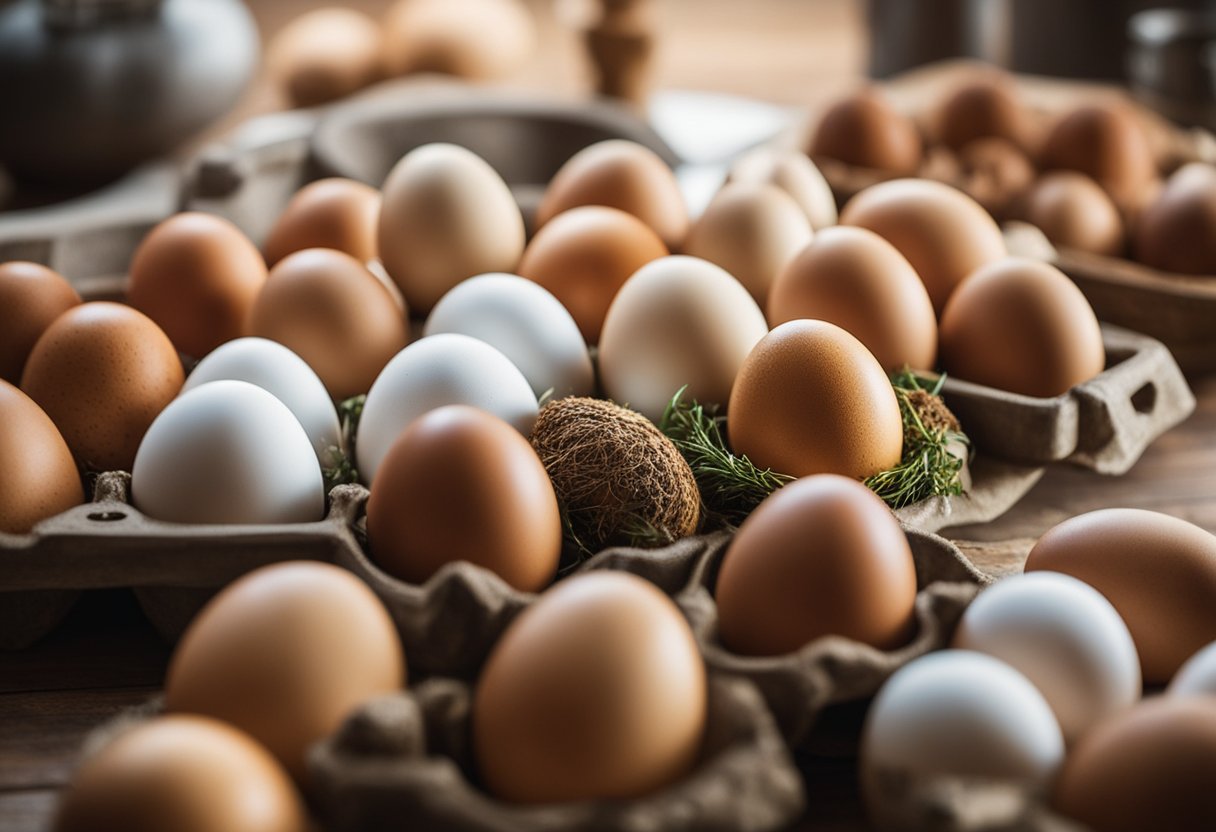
(536, 140, 689, 250)
(52, 715, 307, 832)
(249, 248, 408, 400)
(728, 319, 903, 479)
(1053, 697, 1216, 831)
(598, 255, 769, 423)
(728, 146, 839, 229)
(957, 137, 1037, 218)
(934, 75, 1028, 151)
(682, 182, 813, 309)
(382, 0, 535, 80)
(939, 257, 1104, 398)
(1025, 171, 1124, 257)
(716, 474, 917, 655)
(0, 261, 80, 384)
(1134, 162, 1216, 275)
(1026, 508, 1216, 684)
(21, 302, 183, 471)
(0, 380, 83, 534)
(474, 571, 706, 803)
(267, 7, 383, 108)
(841, 178, 1006, 315)
(1038, 104, 1158, 207)
(378, 143, 525, 315)
(128, 213, 267, 359)
(517, 205, 667, 343)
(767, 226, 937, 371)
(166, 562, 406, 783)
(808, 88, 923, 174)
(366, 405, 561, 592)
(262, 178, 381, 267)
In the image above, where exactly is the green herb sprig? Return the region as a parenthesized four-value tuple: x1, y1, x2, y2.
(322, 394, 366, 491)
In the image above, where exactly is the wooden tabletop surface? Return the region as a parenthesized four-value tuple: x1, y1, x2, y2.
(2, 2, 1215, 831)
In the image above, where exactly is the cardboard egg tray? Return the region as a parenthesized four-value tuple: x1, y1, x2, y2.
(794, 59, 1216, 376)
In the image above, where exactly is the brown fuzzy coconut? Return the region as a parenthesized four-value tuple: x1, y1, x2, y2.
(530, 396, 701, 555)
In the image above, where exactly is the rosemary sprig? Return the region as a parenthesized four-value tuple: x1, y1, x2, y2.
(322, 394, 367, 490)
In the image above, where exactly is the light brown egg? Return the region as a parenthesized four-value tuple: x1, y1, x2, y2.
(127, 213, 267, 359)
(1053, 697, 1216, 831)
(474, 571, 706, 803)
(535, 140, 689, 250)
(939, 257, 1104, 398)
(52, 715, 307, 832)
(767, 226, 937, 371)
(1134, 162, 1216, 275)
(21, 302, 183, 471)
(262, 178, 381, 267)
(808, 88, 922, 174)
(716, 474, 917, 655)
(840, 178, 1006, 314)
(517, 205, 667, 343)
(1038, 104, 1158, 208)
(956, 137, 1037, 219)
(1025, 171, 1124, 257)
(728, 147, 838, 229)
(378, 143, 525, 315)
(683, 182, 813, 309)
(934, 75, 1028, 151)
(165, 562, 406, 783)
(249, 248, 408, 401)
(728, 319, 903, 479)
(382, 0, 535, 80)
(366, 405, 561, 592)
(0, 261, 81, 385)
(0, 380, 83, 534)
(266, 7, 383, 108)
(1026, 508, 1216, 684)
(597, 255, 768, 423)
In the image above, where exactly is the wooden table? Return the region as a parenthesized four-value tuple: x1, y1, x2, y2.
(3, 2, 1216, 830)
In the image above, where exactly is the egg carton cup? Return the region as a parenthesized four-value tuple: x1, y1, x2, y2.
(309, 674, 805, 832)
(933, 325, 1194, 475)
(672, 528, 986, 754)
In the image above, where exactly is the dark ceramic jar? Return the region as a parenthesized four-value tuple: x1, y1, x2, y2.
(0, 0, 259, 187)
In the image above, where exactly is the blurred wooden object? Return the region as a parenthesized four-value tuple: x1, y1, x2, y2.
(584, 0, 656, 107)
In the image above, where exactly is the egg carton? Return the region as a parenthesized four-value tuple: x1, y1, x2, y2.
(862, 772, 1087, 832)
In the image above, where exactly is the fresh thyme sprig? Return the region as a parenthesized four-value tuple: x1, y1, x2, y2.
(322, 394, 367, 490)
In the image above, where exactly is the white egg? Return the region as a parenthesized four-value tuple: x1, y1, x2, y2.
(861, 650, 1065, 826)
(423, 273, 594, 399)
(356, 333, 538, 483)
(729, 147, 838, 230)
(132, 380, 325, 524)
(953, 571, 1141, 744)
(1169, 641, 1216, 698)
(183, 337, 343, 468)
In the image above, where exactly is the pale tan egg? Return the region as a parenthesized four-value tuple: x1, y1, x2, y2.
(267, 7, 383, 108)
(728, 147, 838, 229)
(382, 0, 535, 80)
(262, 178, 380, 267)
(1025, 171, 1125, 257)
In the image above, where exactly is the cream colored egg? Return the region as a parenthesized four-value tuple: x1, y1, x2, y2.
(728, 146, 838, 229)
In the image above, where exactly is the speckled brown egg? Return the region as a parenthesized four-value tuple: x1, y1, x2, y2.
(934, 75, 1028, 151)
(808, 88, 922, 174)
(1026, 508, 1216, 684)
(267, 7, 383, 108)
(728, 319, 903, 479)
(939, 257, 1104, 398)
(127, 213, 267, 359)
(1038, 104, 1158, 208)
(0, 261, 80, 385)
(535, 140, 689, 250)
(249, 248, 408, 400)
(683, 182, 813, 309)
(52, 715, 308, 832)
(365, 405, 561, 592)
(517, 205, 668, 343)
(382, 0, 535, 80)
(262, 178, 381, 267)
(474, 571, 706, 804)
(1024, 171, 1124, 257)
(165, 562, 406, 783)
(767, 226, 937, 371)
(1053, 697, 1216, 831)
(0, 380, 83, 534)
(21, 302, 184, 471)
(716, 474, 918, 656)
(1134, 162, 1216, 275)
(840, 178, 1006, 314)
